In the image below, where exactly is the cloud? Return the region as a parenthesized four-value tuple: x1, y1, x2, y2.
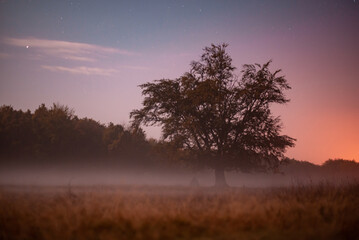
(2, 37, 138, 62)
(2, 37, 148, 76)
(64, 56, 96, 62)
(41, 65, 118, 76)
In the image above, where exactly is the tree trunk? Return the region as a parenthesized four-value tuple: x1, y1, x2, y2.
(214, 166, 228, 187)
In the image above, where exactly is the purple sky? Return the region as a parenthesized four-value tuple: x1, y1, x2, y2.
(0, 0, 358, 164)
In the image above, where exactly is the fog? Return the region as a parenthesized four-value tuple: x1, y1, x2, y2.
(1, 159, 358, 188)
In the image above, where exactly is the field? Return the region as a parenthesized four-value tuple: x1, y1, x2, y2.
(1, 184, 359, 240)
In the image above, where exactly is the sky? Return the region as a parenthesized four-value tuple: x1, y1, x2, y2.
(0, 0, 358, 164)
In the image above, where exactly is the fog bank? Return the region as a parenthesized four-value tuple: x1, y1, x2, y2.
(1, 160, 358, 188)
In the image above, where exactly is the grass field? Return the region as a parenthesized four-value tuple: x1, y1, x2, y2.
(1, 184, 359, 240)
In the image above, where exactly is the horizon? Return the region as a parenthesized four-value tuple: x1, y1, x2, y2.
(1, 102, 357, 166)
(1, 0, 358, 164)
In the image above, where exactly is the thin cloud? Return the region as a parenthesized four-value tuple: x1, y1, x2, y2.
(42, 65, 118, 76)
(3, 37, 147, 76)
(64, 56, 96, 62)
(3, 37, 139, 62)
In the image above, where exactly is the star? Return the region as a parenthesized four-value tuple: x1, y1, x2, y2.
(26, 45, 30, 49)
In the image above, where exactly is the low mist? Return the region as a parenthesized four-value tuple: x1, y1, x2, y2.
(1, 158, 358, 188)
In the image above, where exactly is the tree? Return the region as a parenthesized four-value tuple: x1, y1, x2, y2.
(0, 105, 34, 158)
(131, 44, 295, 186)
(32, 103, 76, 157)
(107, 126, 151, 166)
(73, 118, 106, 157)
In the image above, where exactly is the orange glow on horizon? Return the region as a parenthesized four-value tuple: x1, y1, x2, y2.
(283, 108, 359, 165)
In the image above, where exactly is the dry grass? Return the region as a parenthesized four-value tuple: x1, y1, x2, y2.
(1, 184, 359, 240)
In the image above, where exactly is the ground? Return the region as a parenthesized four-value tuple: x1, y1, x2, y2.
(1, 184, 358, 240)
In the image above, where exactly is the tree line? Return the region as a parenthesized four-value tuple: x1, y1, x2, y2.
(0, 103, 182, 168)
(1, 104, 357, 177)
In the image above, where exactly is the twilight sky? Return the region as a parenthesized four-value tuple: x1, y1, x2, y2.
(0, 0, 358, 164)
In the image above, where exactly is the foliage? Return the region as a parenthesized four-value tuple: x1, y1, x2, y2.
(0, 105, 33, 157)
(131, 44, 295, 175)
(0, 104, 166, 167)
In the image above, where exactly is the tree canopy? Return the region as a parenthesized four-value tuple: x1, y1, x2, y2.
(131, 43, 295, 186)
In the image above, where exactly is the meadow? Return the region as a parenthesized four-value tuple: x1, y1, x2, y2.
(1, 184, 358, 240)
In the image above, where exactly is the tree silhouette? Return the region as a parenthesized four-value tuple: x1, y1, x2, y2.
(131, 43, 295, 186)
(0, 106, 33, 158)
(32, 103, 76, 157)
(0, 103, 154, 165)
